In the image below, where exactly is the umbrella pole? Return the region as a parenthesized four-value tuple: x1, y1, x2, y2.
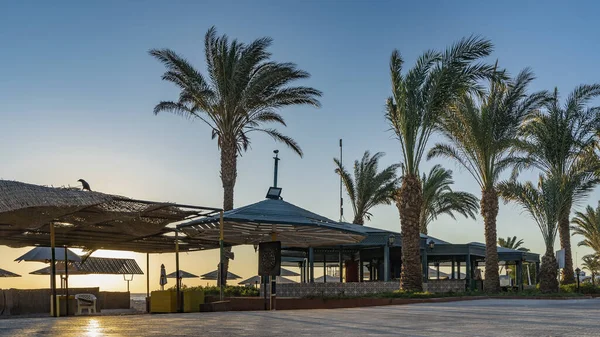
(175, 230, 180, 313)
(64, 246, 69, 317)
(219, 211, 224, 302)
(50, 222, 57, 317)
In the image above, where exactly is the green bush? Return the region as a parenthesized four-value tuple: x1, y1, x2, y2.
(560, 283, 600, 294)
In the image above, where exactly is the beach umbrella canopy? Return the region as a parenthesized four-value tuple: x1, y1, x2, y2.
(200, 270, 241, 280)
(0, 267, 21, 277)
(30, 264, 89, 275)
(166, 270, 199, 279)
(238, 275, 296, 285)
(280, 267, 299, 277)
(159, 264, 168, 289)
(14, 247, 81, 263)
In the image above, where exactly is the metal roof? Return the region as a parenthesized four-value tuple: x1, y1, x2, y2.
(0, 268, 20, 277)
(238, 275, 296, 285)
(280, 267, 300, 277)
(0, 180, 222, 253)
(178, 199, 366, 247)
(29, 256, 144, 275)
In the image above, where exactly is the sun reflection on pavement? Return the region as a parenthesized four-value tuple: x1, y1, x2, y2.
(85, 319, 102, 337)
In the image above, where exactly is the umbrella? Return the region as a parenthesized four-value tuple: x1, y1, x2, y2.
(280, 267, 300, 277)
(238, 275, 296, 286)
(159, 264, 167, 290)
(200, 270, 241, 280)
(0, 268, 21, 278)
(14, 247, 81, 263)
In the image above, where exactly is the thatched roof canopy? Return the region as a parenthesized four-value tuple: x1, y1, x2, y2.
(0, 180, 222, 253)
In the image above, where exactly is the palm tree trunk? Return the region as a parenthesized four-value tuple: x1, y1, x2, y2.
(481, 188, 500, 293)
(558, 206, 575, 284)
(539, 247, 559, 293)
(352, 215, 364, 225)
(218, 137, 237, 286)
(397, 174, 423, 292)
(419, 212, 428, 235)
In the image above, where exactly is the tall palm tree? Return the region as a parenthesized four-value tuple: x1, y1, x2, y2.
(334, 151, 400, 225)
(571, 202, 600, 254)
(512, 85, 600, 284)
(385, 36, 494, 291)
(428, 68, 547, 292)
(150, 27, 321, 284)
(498, 175, 564, 293)
(420, 165, 479, 235)
(581, 254, 600, 286)
(497, 236, 529, 251)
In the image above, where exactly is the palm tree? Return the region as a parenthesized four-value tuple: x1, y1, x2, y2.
(498, 236, 529, 251)
(150, 27, 321, 284)
(571, 202, 600, 254)
(581, 254, 600, 286)
(428, 68, 547, 292)
(498, 175, 564, 293)
(334, 151, 400, 225)
(420, 165, 479, 234)
(385, 36, 495, 291)
(512, 85, 600, 284)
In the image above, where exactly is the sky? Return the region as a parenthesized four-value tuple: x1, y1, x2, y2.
(1, 0, 599, 292)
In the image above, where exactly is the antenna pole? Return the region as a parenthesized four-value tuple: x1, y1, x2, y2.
(273, 150, 280, 188)
(339, 139, 343, 222)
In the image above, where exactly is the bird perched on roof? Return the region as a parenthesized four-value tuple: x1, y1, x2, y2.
(78, 179, 91, 191)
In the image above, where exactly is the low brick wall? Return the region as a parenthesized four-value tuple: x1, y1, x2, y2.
(262, 281, 400, 298)
(208, 296, 484, 311)
(424, 279, 466, 293)
(99, 291, 130, 309)
(1, 288, 101, 316)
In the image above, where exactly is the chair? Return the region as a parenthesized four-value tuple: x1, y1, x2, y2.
(74, 294, 97, 314)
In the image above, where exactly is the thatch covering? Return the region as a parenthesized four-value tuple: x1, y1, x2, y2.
(29, 256, 143, 275)
(166, 270, 199, 279)
(0, 268, 20, 277)
(200, 270, 241, 280)
(0, 180, 222, 253)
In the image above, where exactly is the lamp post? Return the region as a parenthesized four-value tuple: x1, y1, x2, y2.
(575, 267, 581, 293)
(428, 239, 435, 251)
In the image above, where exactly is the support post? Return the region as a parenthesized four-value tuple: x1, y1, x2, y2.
(146, 253, 150, 312)
(422, 248, 428, 284)
(308, 247, 314, 283)
(219, 210, 224, 301)
(50, 222, 57, 317)
(436, 263, 440, 280)
(323, 253, 327, 283)
(383, 245, 390, 281)
(466, 253, 472, 291)
(339, 248, 343, 283)
(517, 260, 523, 291)
(175, 230, 181, 313)
(451, 258, 455, 279)
(457, 261, 461, 279)
(358, 251, 363, 282)
(270, 232, 277, 311)
(64, 246, 69, 317)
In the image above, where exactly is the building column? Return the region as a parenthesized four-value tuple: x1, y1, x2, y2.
(457, 261, 461, 279)
(383, 245, 390, 282)
(323, 253, 327, 283)
(451, 258, 455, 279)
(422, 248, 428, 284)
(517, 260, 523, 291)
(308, 247, 314, 283)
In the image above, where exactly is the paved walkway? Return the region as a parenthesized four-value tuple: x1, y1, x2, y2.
(1, 299, 599, 336)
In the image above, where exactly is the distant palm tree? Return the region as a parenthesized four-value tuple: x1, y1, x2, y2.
(512, 85, 600, 284)
(429, 68, 547, 292)
(420, 165, 479, 235)
(385, 36, 494, 291)
(498, 236, 529, 252)
(581, 254, 600, 286)
(498, 175, 565, 293)
(334, 151, 400, 225)
(571, 202, 600, 254)
(150, 27, 321, 284)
